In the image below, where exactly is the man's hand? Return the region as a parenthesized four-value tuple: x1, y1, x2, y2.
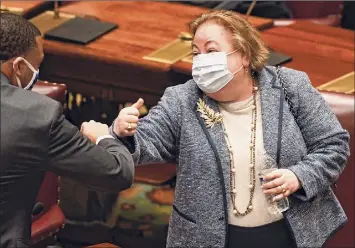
(81, 120, 109, 143)
(113, 98, 144, 137)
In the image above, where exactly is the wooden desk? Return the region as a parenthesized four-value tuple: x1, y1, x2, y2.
(264, 23, 354, 87)
(1, 1, 52, 19)
(172, 22, 354, 88)
(283, 22, 354, 49)
(37, 1, 273, 105)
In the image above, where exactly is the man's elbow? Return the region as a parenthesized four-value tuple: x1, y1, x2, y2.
(120, 176, 133, 191)
(119, 167, 134, 191)
(113, 155, 135, 191)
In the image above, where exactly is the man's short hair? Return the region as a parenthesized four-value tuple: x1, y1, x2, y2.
(0, 12, 41, 62)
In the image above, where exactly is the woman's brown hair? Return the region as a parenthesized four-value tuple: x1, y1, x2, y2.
(190, 10, 269, 72)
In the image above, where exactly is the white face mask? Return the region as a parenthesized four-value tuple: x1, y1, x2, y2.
(192, 50, 243, 93)
(13, 57, 39, 90)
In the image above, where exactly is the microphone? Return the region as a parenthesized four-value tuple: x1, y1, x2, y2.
(32, 202, 44, 216)
(245, 0, 257, 20)
(53, 0, 59, 19)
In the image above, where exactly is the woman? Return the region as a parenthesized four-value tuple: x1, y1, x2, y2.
(110, 10, 349, 248)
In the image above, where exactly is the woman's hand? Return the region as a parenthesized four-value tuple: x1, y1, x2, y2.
(261, 169, 301, 202)
(113, 98, 144, 137)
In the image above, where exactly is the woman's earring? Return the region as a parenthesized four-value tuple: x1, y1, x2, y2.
(244, 67, 249, 73)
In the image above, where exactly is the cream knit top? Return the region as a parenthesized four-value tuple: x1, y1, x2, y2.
(219, 92, 283, 227)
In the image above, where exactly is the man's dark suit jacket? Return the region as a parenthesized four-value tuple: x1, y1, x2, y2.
(0, 73, 134, 248)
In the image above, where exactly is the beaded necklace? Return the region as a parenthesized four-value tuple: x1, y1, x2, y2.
(221, 81, 258, 216)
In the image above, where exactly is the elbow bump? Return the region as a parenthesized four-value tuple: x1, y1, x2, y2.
(107, 168, 133, 191)
(117, 155, 134, 190)
(116, 171, 133, 191)
(123, 176, 134, 190)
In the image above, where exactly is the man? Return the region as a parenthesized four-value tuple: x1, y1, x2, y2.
(0, 13, 134, 248)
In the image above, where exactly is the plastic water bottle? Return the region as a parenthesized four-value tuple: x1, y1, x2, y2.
(258, 152, 289, 214)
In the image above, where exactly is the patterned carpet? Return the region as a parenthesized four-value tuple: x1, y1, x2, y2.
(56, 181, 174, 248)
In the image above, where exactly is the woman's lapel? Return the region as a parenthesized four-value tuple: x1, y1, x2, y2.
(195, 94, 231, 194)
(259, 67, 282, 162)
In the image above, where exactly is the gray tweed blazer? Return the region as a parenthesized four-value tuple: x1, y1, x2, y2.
(112, 66, 350, 248)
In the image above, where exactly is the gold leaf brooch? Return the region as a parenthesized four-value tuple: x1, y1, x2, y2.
(197, 98, 223, 128)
